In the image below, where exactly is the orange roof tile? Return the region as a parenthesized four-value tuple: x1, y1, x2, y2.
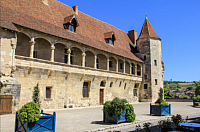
(0, 0, 143, 63)
(138, 18, 161, 40)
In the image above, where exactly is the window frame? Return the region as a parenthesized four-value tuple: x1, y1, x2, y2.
(144, 84, 148, 89)
(154, 60, 157, 66)
(46, 86, 52, 99)
(83, 82, 90, 98)
(155, 79, 158, 85)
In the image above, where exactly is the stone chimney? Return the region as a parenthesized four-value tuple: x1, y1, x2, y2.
(43, 0, 49, 5)
(72, 6, 78, 15)
(128, 30, 137, 45)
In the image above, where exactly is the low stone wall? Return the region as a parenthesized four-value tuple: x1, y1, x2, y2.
(166, 99, 193, 102)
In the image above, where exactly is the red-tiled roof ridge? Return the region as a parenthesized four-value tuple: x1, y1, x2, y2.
(138, 17, 161, 40)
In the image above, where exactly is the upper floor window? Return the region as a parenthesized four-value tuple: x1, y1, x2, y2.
(104, 31, 116, 46)
(64, 24, 76, 32)
(144, 55, 146, 61)
(63, 15, 79, 33)
(154, 60, 157, 66)
(155, 79, 158, 85)
(144, 75, 147, 80)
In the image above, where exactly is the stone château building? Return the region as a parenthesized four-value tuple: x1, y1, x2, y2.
(0, 0, 164, 110)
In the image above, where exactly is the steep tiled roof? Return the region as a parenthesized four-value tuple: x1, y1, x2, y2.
(138, 17, 161, 40)
(0, 0, 143, 63)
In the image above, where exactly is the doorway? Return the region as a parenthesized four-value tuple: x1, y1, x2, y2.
(100, 89, 104, 105)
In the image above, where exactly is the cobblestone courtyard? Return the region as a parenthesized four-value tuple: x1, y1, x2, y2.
(1, 102, 199, 132)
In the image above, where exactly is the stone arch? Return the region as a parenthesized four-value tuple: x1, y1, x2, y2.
(100, 80, 106, 87)
(118, 59, 124, 73)
(71, 47, 82, 66)
(137, 64, 141, 76)
(19, 31, 31, 40)
(16, 32, 31, 57)
(35, 36, 52, 45)
(54, 43, 67, 63)
(35, 38, 51, 61)
(85, 49, 95, 55)
(125, 61, 130, 74)
(85, 51, 94, 68)
(70, 45, 83, 53)
(109, 57, 116, 72)
(97, 54, 107, 70)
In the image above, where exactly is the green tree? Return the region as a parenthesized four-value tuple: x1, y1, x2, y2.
(195, 81, 200, 87)
(32, 83, 40, 106)
(164, 87, 175, 99)
(195, 86, 200, 96)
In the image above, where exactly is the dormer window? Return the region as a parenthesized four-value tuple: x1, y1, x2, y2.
(104, 31, 116, 46)
(63, 15, 79, 33)
(64, 24, 75, 32)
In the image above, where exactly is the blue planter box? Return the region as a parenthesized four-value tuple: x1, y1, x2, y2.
(150, 103, 171, 116)
(15, 110, 56, 132)
(103, 110, 126, 124)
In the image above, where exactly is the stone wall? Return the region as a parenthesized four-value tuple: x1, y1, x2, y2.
(150, 39, 163, 102)
(14, 65, 140, 109)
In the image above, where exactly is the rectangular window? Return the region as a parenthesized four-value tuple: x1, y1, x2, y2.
(144, 55, 146, 61)
(133, 89, 137, 96)
(155, 79, 158, 85)
(144, 75, 147, 80)
(154, 60, 157, 66)
(120, 63, 123, 69)
(46, 87, 52, 99)
(109, 61, 112, 68)
(124, 83, 127, 89)
(83, 82, 89, 98)
(144, 84, 148, 89)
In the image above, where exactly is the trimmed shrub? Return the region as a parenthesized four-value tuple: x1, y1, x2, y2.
(17, 102, 40, 123)
(103, 97, 136, 122)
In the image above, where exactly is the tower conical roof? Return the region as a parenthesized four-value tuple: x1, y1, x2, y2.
(138, 17, 161, 40)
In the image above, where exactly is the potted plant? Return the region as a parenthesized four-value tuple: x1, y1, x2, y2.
(150, 88, 171, 116)
(103, 97, 136, 124)
(15, 102, 56, 132)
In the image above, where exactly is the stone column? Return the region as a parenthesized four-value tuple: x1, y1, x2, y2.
(11, 38, 17, 68)
(29, 38, 35, 58)
(123, 59, 126, 73)
(107, 56, 109, 71)
(82, 52, 86, 67)
(130, 63, 132, 74)
(94, 53, 97, 69)
(140, 64, 143, 76)
(67, 48, 71, 65)
(135, 63, 137, 76)
(116, 58, 118, 72)
(50, 45, 55, 62)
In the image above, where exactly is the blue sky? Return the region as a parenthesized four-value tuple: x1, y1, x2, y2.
(58, 0, 200, 82)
